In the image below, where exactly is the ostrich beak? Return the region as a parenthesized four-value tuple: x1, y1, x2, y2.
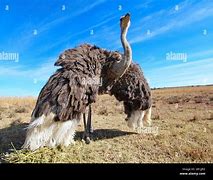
(120, 13, 131, 29)
(120, 13, 130, 20)
(125, 13, 130, 17)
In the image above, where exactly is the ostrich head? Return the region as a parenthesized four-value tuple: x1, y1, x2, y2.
(120, 13, 131, 32)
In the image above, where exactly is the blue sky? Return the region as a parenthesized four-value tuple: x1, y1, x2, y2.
(0, 0, 212, 96)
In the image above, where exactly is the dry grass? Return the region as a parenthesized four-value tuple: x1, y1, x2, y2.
(0, 86, 213, 163)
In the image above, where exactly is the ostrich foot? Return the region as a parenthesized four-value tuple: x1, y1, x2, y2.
(82, 132, 92, 144)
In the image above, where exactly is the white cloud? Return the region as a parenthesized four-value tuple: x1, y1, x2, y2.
(0, 57, 57, 82)
(2, 0, 108, 54)
(35, 13, 119, 55)
(130, 0, 213, 44)
(188, 49, 213, 59)
(202, 78, 208, 84)
(146, 58, 213, 87)
(135, 0, 153, 9)
(38, 0, 107, 34)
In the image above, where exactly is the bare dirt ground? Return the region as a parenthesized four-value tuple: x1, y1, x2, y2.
(0, 86, 213, 163)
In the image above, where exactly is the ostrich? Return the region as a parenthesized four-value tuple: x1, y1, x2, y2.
(22, 13, 132, 151)
(110, 63, 152, 131)
(83, 63, 152, 142)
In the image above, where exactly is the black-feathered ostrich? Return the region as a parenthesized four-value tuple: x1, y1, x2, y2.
(22, 13, 132, 150)
(83, 63, 152, 143)
(111, 63, 152, 130)
(82, 19, 152, 143)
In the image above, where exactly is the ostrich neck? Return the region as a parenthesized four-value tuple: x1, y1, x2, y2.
(108, 26, 132, 84)
(121, 28, 132, 67)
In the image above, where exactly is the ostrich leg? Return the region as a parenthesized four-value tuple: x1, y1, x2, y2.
(82, 104, 93, 144)
(87, 104, 93, 133)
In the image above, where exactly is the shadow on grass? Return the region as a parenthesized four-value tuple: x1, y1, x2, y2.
(75, 129, 136, 141)
(0, 122, 28, 154)
(0, 123, 135, 154)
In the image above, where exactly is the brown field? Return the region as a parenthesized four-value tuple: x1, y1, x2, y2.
(0, 86, 213, 163)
